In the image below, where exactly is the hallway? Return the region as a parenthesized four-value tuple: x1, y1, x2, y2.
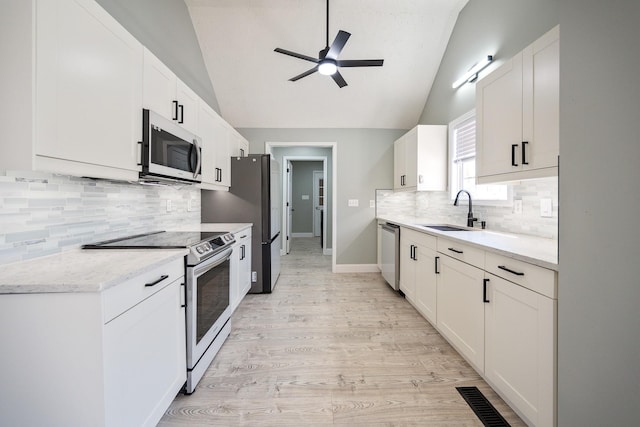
(159, 237, 524, 426)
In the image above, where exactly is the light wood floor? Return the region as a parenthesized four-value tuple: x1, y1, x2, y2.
(159, 237, 525, 426)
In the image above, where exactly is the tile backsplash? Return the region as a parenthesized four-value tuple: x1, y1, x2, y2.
(0, 171, 201, 265)
(377, 177, 558, 239)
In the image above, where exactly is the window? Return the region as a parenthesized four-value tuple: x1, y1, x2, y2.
(449, 110, 509, 203)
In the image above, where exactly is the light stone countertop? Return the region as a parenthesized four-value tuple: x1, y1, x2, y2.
(0, 223, 253, 294)
(0, 249, 188, 294)
(378, 215, 558, 271)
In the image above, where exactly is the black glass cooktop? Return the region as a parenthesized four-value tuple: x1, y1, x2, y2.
(82, 231, 225, 249)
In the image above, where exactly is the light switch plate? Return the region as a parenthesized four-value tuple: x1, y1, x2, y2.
(370, 200, 375, 208)
(301, 195, 309, 200)
(540, 198, 553, 217)
(166, 200, 172, 212)
(348, 199, 359, 207)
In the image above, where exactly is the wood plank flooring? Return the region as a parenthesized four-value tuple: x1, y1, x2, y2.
(159, 237, 525, 426)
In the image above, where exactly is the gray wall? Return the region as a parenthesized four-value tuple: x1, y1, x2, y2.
(96, 0, 220, 112)
(291, 161, 323, 234)
(239, 128, 405, 265)
(558, 1, 640, 425)
(419, 0, 558, 124)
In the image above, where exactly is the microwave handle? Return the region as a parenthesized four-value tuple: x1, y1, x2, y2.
(193, 138, 202, 179)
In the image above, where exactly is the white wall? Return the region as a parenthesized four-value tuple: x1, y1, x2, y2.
(557, 1, 640, 424)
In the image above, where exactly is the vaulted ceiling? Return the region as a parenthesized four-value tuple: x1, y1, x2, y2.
(185, 0, 468, 129)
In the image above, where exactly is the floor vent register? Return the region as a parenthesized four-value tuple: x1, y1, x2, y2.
(456, 386, 511, 427)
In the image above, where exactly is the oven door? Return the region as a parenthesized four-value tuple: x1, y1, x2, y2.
(185, 247, 232, 369)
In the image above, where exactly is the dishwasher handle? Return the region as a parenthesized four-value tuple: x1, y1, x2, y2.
(381, 223, 400, 233)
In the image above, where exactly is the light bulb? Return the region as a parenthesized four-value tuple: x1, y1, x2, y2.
(318, 60, 337, 76)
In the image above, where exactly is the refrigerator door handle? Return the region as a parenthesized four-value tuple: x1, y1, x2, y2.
(263, 231, 281, 245)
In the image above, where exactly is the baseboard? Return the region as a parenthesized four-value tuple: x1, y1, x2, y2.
(291, 232, 314, 238)
(333, 264, 380, 273)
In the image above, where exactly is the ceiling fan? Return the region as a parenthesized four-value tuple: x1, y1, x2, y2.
(274, 0, 384, 88)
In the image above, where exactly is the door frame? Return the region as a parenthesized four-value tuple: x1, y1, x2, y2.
(312, 170, 324, 237)
(265, 142, 336, 273)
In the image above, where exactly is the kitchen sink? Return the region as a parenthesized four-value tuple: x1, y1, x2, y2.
(418, 224, 475, 232)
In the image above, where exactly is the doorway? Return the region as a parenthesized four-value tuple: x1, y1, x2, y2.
(265, 142, 336, 272)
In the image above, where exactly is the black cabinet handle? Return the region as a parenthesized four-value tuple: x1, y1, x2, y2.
(498, 265, 525, 276)
(483, 278, 490, 303)
(448, 247, 463, 254)
(172, 100, 179, 120)
(178, 104, 184, 124)
(511, 144, 519, 166)
(145, 274, 169, 287)
(240, 244, 245, 260)
(435, 256, 440, 274)
(409, 245, 414, 260)
(522, 141, 529, 165)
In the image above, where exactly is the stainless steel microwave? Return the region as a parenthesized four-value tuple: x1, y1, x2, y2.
(140, 109, 202, 183)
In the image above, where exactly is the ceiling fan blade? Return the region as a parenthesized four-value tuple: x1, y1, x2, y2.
(337, 59, 384, 67)
(274, 48, 319, 64)
(289, 66, 319, 82)
(331, 70, 348, 88)
(325, 30, 351, 60)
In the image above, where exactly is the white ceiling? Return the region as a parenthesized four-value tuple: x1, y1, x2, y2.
(185, 0, 468, 129)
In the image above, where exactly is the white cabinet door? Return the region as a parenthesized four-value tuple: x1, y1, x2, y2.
(143, 48, 199, 135)
(485, 273, 556, 427)
(437, 254, 485, 372)
(198, 102, 230, 190)
(476, 54, 523, 179)
(522, 28, 560, 173)
(399, 231, 416, 301)
(176, 79, 199, 134)
(143, 48, 176, 120)
(104, 279, 186, 427)
(230, 229, 252, 312)
(393, 125, 447, 191)
(476, 26, 559, 183)
(35, 0, 142, 178)
(414, 244, 438, 325)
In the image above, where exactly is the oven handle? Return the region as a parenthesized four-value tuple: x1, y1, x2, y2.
(191, 247, 233, 277)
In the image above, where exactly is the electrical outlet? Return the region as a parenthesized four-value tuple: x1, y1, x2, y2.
(540, 198, 553, 217)
(348, 199, 359, 207)
(514, 199, 523, 214)
(166, 199, 172, 212)
(187, 198, 196, 212)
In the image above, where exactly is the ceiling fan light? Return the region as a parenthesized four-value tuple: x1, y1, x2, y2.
(318, 60, 338, 76)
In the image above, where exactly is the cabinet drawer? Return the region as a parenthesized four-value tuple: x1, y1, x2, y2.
(402, 227, 437, 250)
(485, 251, 556, 299)
(437, 238, 484, 269)
(103, 257, 184, 323)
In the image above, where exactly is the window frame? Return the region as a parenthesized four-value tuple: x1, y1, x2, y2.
(448, 110, 512, 206)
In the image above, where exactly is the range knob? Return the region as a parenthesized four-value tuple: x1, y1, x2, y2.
(196, 246, 204, 254)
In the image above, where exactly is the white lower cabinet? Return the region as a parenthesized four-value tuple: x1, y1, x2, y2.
(484, 273, 556, 427)
(436, 253, 486, 373)
(230, 227, 252, 312)
(397, 226, 557, 426)
(0, 257, 186, 427)
(400, 227, 438, 325)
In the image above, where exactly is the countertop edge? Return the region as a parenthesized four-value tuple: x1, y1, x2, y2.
(378, 216, 558, 272)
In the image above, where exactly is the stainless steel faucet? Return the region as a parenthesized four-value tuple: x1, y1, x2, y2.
(454, 189, 478, 227)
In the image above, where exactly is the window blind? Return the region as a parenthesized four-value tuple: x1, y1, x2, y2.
(453, 116, 476, 162)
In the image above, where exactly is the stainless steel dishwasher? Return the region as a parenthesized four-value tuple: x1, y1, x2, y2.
(380, 222, 400, 290)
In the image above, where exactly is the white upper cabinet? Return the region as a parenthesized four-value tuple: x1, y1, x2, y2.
(476, 26, 559, 184)
(198, 102, 231, 190)
(1, 0, 142, 181)
(143, 48, 199, 135)
(393, 125, 447, 191)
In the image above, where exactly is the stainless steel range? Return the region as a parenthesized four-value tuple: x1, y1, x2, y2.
(83, 230, 235, 393)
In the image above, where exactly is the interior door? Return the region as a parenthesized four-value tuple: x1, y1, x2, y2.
(312, 170, 324, 237)
(285, 160, 293, 254)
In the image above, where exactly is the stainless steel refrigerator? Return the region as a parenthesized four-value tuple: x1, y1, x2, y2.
(201, 155, 281, 293)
